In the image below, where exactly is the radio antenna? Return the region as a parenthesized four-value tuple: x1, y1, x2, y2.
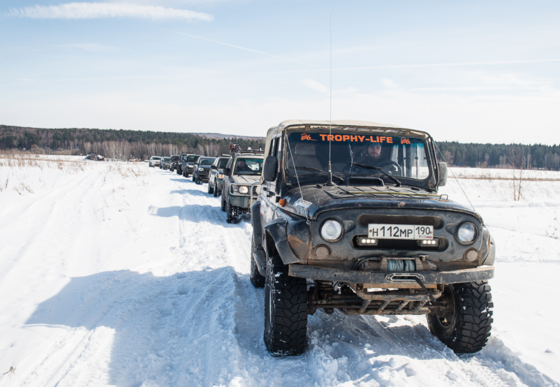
(326, 10, 334, 186)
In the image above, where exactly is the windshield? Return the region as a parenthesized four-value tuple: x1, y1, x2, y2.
(218, 158, 229, 168)
(187, 155, 200, 162)
(163, 157, 171, 161)
(199, 158, 214, 166)
(234, 157, 263, 175)
(285, 130, 432, 186)
(151, 157, 161, 160)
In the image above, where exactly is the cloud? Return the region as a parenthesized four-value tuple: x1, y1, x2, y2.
(8, 2, 213, 21)
(381, 78, 397, 89)
(301, 79, 327, 93)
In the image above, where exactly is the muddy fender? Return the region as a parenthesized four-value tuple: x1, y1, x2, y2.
(264, 218, 301, 265)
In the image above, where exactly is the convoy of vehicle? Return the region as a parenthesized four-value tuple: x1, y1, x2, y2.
(148, 119, 495, 358)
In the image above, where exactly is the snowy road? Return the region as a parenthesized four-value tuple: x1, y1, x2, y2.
(0, 158, 559, 386)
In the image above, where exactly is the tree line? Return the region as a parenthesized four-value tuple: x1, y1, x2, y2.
(0, 125, 265, 160)
(2, 125, 560, 169)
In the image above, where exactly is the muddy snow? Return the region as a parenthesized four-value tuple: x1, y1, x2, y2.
(0, 155, 559, 386)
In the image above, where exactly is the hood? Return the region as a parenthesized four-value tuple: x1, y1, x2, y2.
(280, 184, 481, 223)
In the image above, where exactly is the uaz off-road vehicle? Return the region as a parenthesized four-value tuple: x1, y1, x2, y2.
(221, 151, 264, 223)
(250, 120, 495, 356)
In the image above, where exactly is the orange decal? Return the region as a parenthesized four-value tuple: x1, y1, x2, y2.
(319, 134, 327, 141)
(334, 134, 343, 141)
(358, 135, 365, 142)
(380, 136, 386, 143)
(401, 138, 411, 145)
(328, 134, 334, 141)
(301, 133, 316, 141)
(342, 135, 350, 142)
(387, 137, 393, 144)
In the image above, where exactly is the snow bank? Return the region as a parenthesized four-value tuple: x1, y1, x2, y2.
(0, 161, 559, 386)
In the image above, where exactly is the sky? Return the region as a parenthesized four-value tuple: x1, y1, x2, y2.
(1, 0, 559, 144)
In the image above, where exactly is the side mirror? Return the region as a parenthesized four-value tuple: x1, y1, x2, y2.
(211, 165, 217, 169)
(438, 162, 448, 187)
(263, 156, 278, 182)
(223, 167, 231, 176)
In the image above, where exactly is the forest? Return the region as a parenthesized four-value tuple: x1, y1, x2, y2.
(0, 125, 265, 160)
(1, 125, 560, 170)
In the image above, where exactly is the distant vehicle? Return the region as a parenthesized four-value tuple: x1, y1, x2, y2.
(85, 153, 105, 161)
(192, 157, 216, 184)
(181, 154, 202, 178)
(149, 156, 161, 167)
(160, 157, 172, 170)
(208, 156, 231, 196)
(169, 155, 181, 172)
(221, 152, 264, 223)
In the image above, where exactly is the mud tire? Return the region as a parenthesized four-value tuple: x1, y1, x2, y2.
(221, 195, 226, 212)
(263, 254, 307, 356)
(213, 182, 218, 197)
(226, 200, 237, 223)
(427, 281, 493, 354)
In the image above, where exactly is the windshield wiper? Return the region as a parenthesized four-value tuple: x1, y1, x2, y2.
(350, 163, 402, 187)
(290, 166, 344, 183)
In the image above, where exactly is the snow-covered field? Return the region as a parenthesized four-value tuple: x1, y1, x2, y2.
(0, 155, 559, 387)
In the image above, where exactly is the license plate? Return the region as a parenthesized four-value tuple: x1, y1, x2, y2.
(368, 224, 433, 239)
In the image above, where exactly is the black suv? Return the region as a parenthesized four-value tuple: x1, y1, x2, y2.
(251, 120, 495, 357)
(207, 156, 231, 196)
(192, 157, 216, 184)
(181, 154, 202, 178)
(169, 155, 181, 172)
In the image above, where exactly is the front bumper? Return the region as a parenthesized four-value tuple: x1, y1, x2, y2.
(229, 193, 257, 209)
(289, 265, 494, 285)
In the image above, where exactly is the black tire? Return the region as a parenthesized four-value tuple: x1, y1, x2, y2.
(176, 167, 181, 175)
(221, 195, 226, 212)
(192, 174, 196, 182)
(427, 281, 493, 354)
(208, 181, 214, 194)
(264, 254, 307, 356)
(226, 200, 235, 223)
(213, 182, 218, 197)
(250, 236, 265, 288)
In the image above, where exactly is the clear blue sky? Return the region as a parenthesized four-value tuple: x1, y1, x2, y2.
(1, 0, 559, 144)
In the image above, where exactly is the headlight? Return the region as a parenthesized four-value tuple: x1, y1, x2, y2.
(218, 174, 223, 179)
(457, 222, 477, 244)
(198, 168, 204, 172)
(239, 186, 249, 194)
(188, 165, 193, 168)
(321, 220, 343, 242)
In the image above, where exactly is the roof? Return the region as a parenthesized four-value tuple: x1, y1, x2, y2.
(265, 119, 424, 138)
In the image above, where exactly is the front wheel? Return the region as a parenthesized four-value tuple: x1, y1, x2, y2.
(176, 167, 181, 175)
(427, 281, 493, 354)
(213, 182, 218, 197)
(226, 200, 237, 223)
(264, 255, 307, 356)
(208, 181, 214, 194)
(220, 195, 226, 212)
